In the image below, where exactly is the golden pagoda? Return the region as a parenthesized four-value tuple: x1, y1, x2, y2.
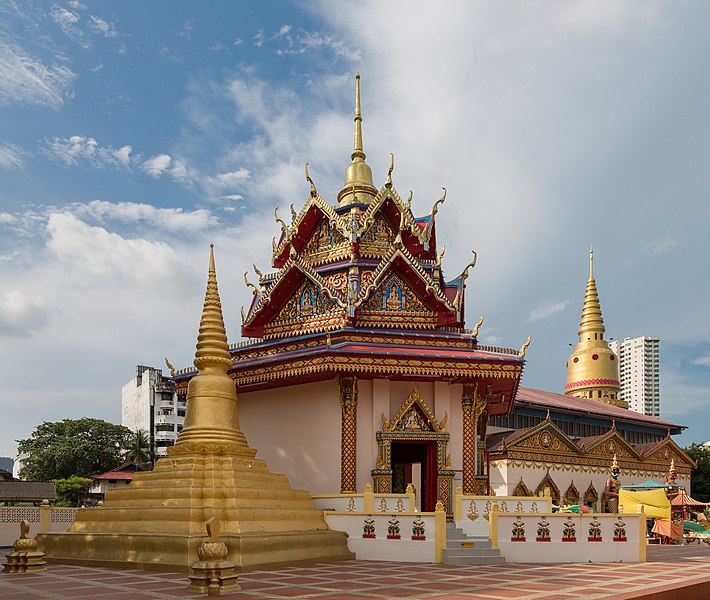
(37, 245, 353, 571)
(565, 247, 625, 407)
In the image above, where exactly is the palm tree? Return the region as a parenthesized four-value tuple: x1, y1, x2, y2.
(124, 429, 152, 468)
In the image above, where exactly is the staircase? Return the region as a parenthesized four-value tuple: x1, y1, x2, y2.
(442, 522, 506, 566)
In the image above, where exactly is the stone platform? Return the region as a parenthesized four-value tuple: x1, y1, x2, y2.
(2, 545, 709, 599)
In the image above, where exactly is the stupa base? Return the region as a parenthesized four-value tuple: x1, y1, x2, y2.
(37, 529, 354, 573)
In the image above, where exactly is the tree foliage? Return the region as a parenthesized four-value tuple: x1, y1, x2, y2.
(685, 443, 710, 502)
(123, 429, 152, 467)
(17, 418, 132, 481)
(53, 476, 91, 507)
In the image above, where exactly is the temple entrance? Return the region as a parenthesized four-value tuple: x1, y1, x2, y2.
(391, 441, 438, 512)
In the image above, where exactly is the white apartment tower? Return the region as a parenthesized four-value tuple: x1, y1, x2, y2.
(121, 365, 186, 461)
(609, 337, 661, 417)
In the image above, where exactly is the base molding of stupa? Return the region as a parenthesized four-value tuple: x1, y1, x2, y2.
(37, 529, 354, 573)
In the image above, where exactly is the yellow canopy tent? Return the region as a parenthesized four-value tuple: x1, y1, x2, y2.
(619, 488, 671, 520)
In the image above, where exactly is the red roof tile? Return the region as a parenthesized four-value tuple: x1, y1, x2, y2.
(516, 387, 684, 431)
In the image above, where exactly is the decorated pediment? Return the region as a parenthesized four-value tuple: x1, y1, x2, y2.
(505, 421, 581, 456)
(581, 430, 639, 460)
(640, 438, 694, 471)
(263, 278, 343, 339)
(357, 272, 437, 329)
(380, 386, 446, 433)
(242, 257, 347, 339)
(359, 214, 397, 258)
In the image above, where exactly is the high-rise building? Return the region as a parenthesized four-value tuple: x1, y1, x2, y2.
(609, 337, 661, 417)
(121, 365, 186, 460)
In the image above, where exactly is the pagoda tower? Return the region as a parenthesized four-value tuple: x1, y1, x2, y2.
(173, 74, 527, 512)
(37, 245, 353, 572)
(565, 247, 625, 407)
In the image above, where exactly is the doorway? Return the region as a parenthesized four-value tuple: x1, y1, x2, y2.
(391, 441, 438, 512)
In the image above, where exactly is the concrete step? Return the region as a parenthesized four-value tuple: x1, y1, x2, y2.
(442, 526, 505, 566)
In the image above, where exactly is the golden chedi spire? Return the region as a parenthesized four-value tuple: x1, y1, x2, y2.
(565, 247, 625, 408)
(176, 243, 252, 452)
(337, 73, 377, 206)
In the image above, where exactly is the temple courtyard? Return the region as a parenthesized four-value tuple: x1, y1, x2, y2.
(2, 546, 709, 600)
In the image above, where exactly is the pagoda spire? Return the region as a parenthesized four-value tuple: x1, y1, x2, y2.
(338, 73, 377, 206)
(177, 243, 252, 452)
(564, 247, 624, 408)
(577, 245, 606, 343)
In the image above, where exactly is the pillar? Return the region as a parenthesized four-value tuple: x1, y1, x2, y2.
(338, 375, 358, 493)
(461, 383, 487, 494)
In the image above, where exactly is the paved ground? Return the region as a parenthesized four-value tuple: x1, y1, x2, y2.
(2, 546, 709, 600)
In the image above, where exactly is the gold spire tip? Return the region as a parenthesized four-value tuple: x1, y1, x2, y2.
(589, 245, 594, 279)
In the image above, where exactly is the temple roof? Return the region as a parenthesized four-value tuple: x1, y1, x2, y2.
(516, 387, 684, 433)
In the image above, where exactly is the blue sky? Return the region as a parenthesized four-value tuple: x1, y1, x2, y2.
(1, 1, 709, 463)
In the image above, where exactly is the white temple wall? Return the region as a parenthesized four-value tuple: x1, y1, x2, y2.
(238, 380, 341, 494)
(356, 378, 375, 493)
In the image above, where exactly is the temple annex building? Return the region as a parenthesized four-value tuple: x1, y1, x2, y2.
(171, 75, 694, 514)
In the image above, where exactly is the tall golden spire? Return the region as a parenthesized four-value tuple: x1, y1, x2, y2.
(577, 246, 606, 343)
(177, 243, 252, 452)
(565, 247, 624, 408)
(337, 73, 377, 205)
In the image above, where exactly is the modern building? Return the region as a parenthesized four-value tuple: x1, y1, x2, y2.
(121, 365, 185, 460)
(609, 336, 661, 417)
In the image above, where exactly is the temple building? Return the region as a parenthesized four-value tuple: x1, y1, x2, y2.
(172, 74, 528, 514)
(487, 249, 693, 508)
(171, 75, 694, 513)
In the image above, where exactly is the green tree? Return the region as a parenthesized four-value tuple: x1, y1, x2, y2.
(123, 429, 152, 467)
(17, 418, 132, 481)
(685, 443, 710, 502)
(53, 476, 91, 507)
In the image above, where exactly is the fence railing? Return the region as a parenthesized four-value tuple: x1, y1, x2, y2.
(0, 502, 77, 548)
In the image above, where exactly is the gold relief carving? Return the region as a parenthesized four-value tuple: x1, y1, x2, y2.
(384, 386, 443, 433)
(500, 501, 509, 513)
(378, 499, 388, 512)
(483, 500, 492, 521)
(324, 272, 348, 293)
(396, 499, 405, 512)
(167, 443, 257, 458)
(467, 501, 479, 521)
(360, 270, 375, 290)
(347, 498, 356, 512)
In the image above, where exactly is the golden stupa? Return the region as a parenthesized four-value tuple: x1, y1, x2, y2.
(565, 246, 625, 407)
(37, 245, 353, 571)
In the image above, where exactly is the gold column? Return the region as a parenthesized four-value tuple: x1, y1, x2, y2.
(462, 384, 487, 494)
(338, 376, 358, 493)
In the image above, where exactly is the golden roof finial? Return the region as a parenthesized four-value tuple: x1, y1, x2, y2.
(473, 315, 484, 337)
(338, 73, 376, 205)
(431, 187, 447, 217)
(519, 336, 532, 358)
(459, 250, 477, 282)
(274, 207, 287, 232)
(589, 245, 594, 280)
(193, 243, 232, 371)
(385, 153, 394, 188)
(353, 72, 364, 162)
(305, 163, 317, 198)
(164, 357, 175, 377)
(577, 246, 606, 342)
(244, 271, 257, 295)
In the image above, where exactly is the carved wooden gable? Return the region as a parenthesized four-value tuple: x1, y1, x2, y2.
(300, 217, 348, 267)
(506, 422, 580, 456)
(583, 431, 638, 461)
(357, 272, 436, 329)
(381, 386, 446, 434)
(263, 278, 343, 338)
(359, 214, 396, 258)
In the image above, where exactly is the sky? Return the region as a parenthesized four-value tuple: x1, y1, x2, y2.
(1, 0, 709, 464)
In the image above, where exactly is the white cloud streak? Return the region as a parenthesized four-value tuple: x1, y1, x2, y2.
(0, 289, 50, 337)
(0, 141, 26, 169)
(89, 15, 117, 38)
(692, 357, 710, 367)
(0, 41, 77, 109)
(43, 135, 132, 168)
(72, 200, 217, 232)
(529, 300, 570, 322)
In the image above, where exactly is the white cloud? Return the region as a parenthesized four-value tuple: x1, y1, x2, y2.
(529, 300, 570, 322)
(221, 194, 244, 202)
(638, 235, 678, 256)
(72, 200, 217, 232)
(46, 213, 181, 282)
(692, 357, 710, 367)
(0, 41, 77, 109)
(142, 154, 172, 177)
(0, 289, 50, 337)
(50, 5, 87, 47)
(0, 213, 17, 224)
(0, 141, 25, 169)
(213, 168, 250, 189)
(43, 135, 134, 169)
(89, 15, 117, 38)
